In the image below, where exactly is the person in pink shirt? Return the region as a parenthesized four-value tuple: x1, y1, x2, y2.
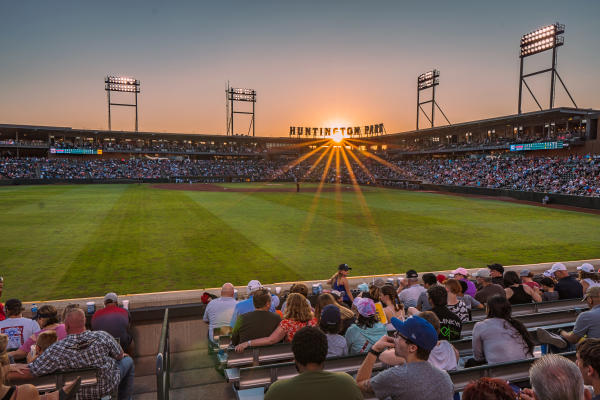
(9, 305, 66, 361)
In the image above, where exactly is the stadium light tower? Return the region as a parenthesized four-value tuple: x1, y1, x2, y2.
(416, 69, 451, 130)
(226, 83, 256, 136)
(105, 76, 141, 131)
(518, 22, 577, 114)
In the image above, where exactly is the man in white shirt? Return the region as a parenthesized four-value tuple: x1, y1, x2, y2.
(203, 283, 237, 343)
(398, 270, 426, 309)
(0, 299, 40, 350)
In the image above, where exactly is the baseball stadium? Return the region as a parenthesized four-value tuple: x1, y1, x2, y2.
(1, 3, 600, 400)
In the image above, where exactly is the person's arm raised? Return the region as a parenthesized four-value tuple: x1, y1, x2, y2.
(355, 335, 395, 395)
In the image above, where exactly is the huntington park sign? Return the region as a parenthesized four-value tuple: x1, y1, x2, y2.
(289, 123, 385, 138)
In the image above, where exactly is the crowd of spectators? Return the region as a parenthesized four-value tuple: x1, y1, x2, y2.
(1, 153, 599, 196)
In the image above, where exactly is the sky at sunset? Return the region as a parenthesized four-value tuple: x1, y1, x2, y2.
(1, 1, 599, 137)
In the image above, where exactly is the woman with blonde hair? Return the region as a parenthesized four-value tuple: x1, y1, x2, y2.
(327, 264, 353, 306)
(234, 293, 316, 352)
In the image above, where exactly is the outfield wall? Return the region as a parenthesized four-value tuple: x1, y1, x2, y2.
(421, 184, 600, 210)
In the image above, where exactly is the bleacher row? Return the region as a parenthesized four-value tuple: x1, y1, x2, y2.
(207, 298, 587, 400)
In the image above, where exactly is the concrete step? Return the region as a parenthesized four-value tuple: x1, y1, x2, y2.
(135, 366, 226, 394)
(135, 349, 216, 376)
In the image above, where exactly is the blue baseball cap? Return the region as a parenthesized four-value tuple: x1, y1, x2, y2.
(390, 315, 438, 351)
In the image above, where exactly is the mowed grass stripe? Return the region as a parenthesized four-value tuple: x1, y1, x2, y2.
(0, 185, 127, 301)
(55, 186, 298, 300)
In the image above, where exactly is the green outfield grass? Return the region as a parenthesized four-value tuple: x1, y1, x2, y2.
(1, 183, 599, 301)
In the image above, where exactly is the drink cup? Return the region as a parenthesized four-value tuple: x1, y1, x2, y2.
(86, 301, 95, 314)
(122, 300, 129, 310)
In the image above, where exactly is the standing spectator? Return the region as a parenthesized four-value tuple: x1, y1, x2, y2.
(416, 273, 438, 312)
(381, 285, 404, 331)
(487, 263, 505, 287)
(577, 263, 600, 294)
(540, 277, 560, 302)
(9, 307, 135, 400)
(576, 339, 600, 400)
(10, 305, 66, 361)
(474, 269, 505, 304)
(462, 377, 517, 400)
(397, 270, 426, 309)
(318, 305, 347, 358)
(471, 295, 534, 364)
(0, 277, 5, 321)
(264, 327, 362, 400)
(91, 293, 134, 354)
(503, 271, 541, 304)
(548, 263, 583, 299)
(229, 280, 277, 327)
(345, 297, 387, 355)
(520, 269, 541, 291)
(452, 268, 476, 297)
(231, 289, 281, 346)
(537, 286, 600, 349)
(0, 299, 40, 351)
(355, 315, 454, 400)
(235, 293, 316, 351)
(203, 283, 237, 343)
(327, 264, 354, 306)
(427, 286, 462, 341)
(519, 354, 587, 400)
(444, 279, 469, 322)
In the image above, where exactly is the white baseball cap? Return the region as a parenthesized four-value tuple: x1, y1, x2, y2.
(247, 280, 262, 293)
(548, 263, 567, 276)
(577, 263, 595, 273)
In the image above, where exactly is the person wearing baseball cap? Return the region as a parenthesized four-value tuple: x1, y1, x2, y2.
(345, 298, 387, 355)
(91, 292, 134, 354)
(229, 280, 278, 327)
(577, 263, 600, 294)
(355, 315, 453, 399)
(473, 269, 505, 305)
(520, 269, 541, 291)
(537, 286, 600, 350)
(549, 263, 583, 300)
(327, 264, 353, 306)
(398, 269, 426, 310)
(487, 264, 505, 287)
(319, 304, 348, 358)
(452, 267, 477, 297)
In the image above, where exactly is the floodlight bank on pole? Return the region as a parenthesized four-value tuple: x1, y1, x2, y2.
(226, 83, 256, 136)
(105, 76, 141, 131)
(518, 22, 577, 114)
(416, 69, 451, 130)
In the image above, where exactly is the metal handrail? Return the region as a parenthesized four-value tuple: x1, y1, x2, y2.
(156, 308, 170, 400)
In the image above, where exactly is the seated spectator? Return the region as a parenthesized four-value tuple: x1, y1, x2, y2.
(91, 293, 134, 354)
(578, 263, 600, 294)
(0, 277, 5, 321)
(474, 268, 506, 304)
(537, 286, 600, 350)
(327, 264, 354, 306)
(313, 293, 354, 336)
(202, 283, 236, 343)
(8, 307, 134, 400)
(345, 298, 387, 355)
(229, 280, 277, 327)
(416, 273, 437, 312)
(0, 299, 40, 351)
(26, 330, 57, 363)
(444, 279, 469, 322)
(264, 327, 362, 400)
(235, 293, 315, 352)
(318, 305, 347, 358)
(427, 285, 462, 341)
(487, 263, 505, 287)
(231, 289, 281, 346)
(519, 354, 588, 400)
(9, 305, 66, 361)
(503, 271, 541, 304)
(462, 377, 517, 400)
(549, 263, 583, 299)
(355, 315, 454, 399)
(520, 269, 541, 291)
(419, 311, 459, 371)
(452, 268, 477, 297)
(458, 280, 484, 314)
(540, 277, 560, 301)
(281, 283, 310, 314)
(470, 295, 534, 365)
(380, 285, 404, 331)
(397, 270, 425, 309)
(576, 338, 600, 400)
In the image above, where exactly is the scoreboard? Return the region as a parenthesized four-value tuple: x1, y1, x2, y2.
(509, 141, 565, 152)
(50, 148, 102, 155)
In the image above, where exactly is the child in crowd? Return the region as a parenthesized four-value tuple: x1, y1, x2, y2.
(539, 277, 559, 302)
(26, 330, 58, 363)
